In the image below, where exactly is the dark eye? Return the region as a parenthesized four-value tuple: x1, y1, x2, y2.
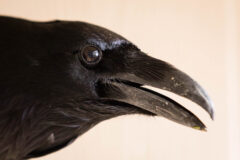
(81, 45, 102, 65)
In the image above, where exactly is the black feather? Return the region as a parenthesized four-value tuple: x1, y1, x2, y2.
(0, 16, 213, 160)
(0, 16, 149, 160)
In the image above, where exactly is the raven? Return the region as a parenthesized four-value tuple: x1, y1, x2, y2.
(0, 16, 214, 160)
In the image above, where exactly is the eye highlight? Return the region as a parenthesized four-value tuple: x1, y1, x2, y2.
(80, 45, 102, 65)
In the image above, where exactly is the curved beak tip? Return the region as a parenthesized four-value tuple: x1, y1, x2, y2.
(193, 126, 207, 132)
(209, 101, 215, 120)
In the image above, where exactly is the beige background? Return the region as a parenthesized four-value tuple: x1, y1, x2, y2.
(0, 0, 239, 160)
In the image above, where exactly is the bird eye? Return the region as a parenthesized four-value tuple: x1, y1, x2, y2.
(81, 45, 102, 65)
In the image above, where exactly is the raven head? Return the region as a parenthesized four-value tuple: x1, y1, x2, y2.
(0, 16, 214, 159)
(40, 20, 213, 130)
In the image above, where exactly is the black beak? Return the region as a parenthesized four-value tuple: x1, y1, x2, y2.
(97, 52, 214, 131)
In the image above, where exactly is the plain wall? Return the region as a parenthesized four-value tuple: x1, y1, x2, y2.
(0, 0, 239, 160)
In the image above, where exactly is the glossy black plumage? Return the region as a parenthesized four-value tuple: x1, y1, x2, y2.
(0, 16, 214, 160)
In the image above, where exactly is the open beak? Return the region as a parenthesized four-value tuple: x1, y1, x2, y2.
(97, 52, 214, 131)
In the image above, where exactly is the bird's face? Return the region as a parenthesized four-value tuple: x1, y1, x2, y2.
(31, 21, 213, 131)
(0, 17, 215, 159)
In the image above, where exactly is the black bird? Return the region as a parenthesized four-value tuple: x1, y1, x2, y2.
(0, 16, 214, 160)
